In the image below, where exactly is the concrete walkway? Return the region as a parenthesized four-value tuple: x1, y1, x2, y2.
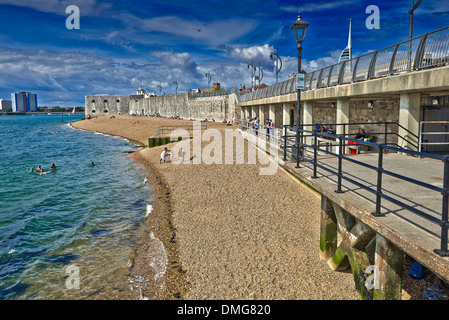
(282, 151, 449, 281)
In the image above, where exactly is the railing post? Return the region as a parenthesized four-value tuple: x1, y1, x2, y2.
(335, 137, 344, 194)
(312, 130, 318, 179)
(413, 33, 429, 70)
(373, 144, 385, 217)
(283, 126, 287, 161)
(434, 156, 449, 256)
(338, 61, 346, 85)
(352, 57, 360, 82)
(384, 122, 388, 145)
(327, 65, 334, 87)
(389, 44, 400, 75)
(368, 51, 378, 79)
(343, 124, 347, 155)
(296, 127, 300, 168)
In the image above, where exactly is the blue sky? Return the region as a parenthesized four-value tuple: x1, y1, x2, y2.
(0, 0, 448, 107)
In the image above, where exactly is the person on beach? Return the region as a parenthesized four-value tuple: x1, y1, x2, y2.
(160, 148, 170, 163)
(182, 149, 186, 162)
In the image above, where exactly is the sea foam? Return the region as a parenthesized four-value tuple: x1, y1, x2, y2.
(145, 204, 153, 218)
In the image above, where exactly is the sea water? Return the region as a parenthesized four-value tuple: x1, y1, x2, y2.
(0, 114, 152, 299)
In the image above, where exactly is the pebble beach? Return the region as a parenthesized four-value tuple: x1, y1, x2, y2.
(72, 115, 360, 300)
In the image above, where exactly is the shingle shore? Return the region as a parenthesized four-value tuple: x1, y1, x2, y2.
(72, 115, 359, 300)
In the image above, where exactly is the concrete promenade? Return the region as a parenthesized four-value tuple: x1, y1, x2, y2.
(281, 151, 449, 283)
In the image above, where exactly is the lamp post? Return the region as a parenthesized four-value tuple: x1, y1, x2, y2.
(247, 62, 256, 88)
(270, 48, 283, 84)
(256, 63, 264, 88)
(291, 11, 309, 168)
(407, 0, 423, 72)
(205, 73, 211, 89)
(173, 81, 178, 94)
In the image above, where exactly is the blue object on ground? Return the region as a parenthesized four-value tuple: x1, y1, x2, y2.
(409, 261, 426, 279)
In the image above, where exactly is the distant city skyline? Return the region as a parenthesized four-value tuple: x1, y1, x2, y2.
(0, 0, 448, 108)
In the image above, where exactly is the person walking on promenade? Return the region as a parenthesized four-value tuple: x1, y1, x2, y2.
(254, 117, 259, 136)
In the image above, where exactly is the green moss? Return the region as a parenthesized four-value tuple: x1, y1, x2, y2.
(332, 246, 348, 266)
(148, 136, 184, 148)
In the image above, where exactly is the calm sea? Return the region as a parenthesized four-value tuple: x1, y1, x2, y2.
(0, 114, 153, 299)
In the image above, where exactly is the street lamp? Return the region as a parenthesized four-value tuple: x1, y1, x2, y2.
(247, 62, 256, 88)
(173, 81, 178, 94)
(205, 73, 211, 88)
(407, 0, 423, 71)
(291, 11, 309, 167)
(270, 48, 283, 84)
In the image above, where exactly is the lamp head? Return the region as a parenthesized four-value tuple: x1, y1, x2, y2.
(291, 11, 310, 44)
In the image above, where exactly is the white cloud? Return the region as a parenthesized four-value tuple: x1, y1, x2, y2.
(150, 51, 199, 75)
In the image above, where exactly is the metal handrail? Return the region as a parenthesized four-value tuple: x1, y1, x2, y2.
(303, 121, 419, 151)
(281, 124, 449, 256)
(419, 121, 449, 153)
(240, 26, 449, 103)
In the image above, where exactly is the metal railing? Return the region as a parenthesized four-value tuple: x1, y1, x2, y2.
(239, 26, 449, 103)
(301, 121, 419, 151)
(419, 121, 449, 153)
(240, 120, 419, 152)
(280, 125, 449, 256)
(239, 120, 286, 146)
(189, 87, 239, 98)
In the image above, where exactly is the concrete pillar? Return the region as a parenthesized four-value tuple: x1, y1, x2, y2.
(303, 101, 314, 146)
(282, 104, 292, 127)
(399, 93, 420, 150)
(336, 98, 350, 136)
(320, 196, 338, 262)
(303, 101, 313, 126)
(251, 106, 256, 119)
(373, 234, 404, 300)
(269, 104, 276, 127)
(259, 105, 265, 125)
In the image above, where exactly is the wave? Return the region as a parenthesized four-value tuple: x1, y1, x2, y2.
(145, 204, 153, 218)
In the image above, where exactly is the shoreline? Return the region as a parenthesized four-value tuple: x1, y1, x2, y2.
(70, 115, 362, 300)
(70, 119, 188, 300)
(129, 150, 189, 300)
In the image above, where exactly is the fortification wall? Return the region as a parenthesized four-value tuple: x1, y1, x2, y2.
(85, 92, 238, 122)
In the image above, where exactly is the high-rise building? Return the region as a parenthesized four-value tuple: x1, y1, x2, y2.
(11, 92, 38, 112)
(28, 93, 38, 112)
(0, 99, 12, 111)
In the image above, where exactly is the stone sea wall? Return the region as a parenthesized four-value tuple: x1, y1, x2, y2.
(85, 92, 239, 122)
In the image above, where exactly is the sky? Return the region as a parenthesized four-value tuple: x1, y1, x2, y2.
(0, 0, 448, 108)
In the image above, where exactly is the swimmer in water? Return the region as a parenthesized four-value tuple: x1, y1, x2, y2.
(35, 166, 44, 174)
(50, 163, 56, 170)
(90, 161, 95, 167)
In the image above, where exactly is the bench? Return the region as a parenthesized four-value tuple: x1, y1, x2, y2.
(317, 137, 339, 154)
